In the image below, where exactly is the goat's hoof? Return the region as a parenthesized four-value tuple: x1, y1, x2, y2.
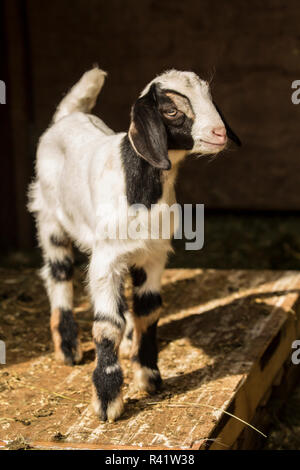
(73, 341, 83, 363)
(92, 389, 124, 422)
(134, 367, 162, 394)
(54, 339, 83, 366)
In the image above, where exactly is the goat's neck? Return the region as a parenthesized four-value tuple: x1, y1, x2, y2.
(163, 149, 188, 185)
(168, 149, 188, 166)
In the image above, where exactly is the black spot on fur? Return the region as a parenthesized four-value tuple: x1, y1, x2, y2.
(165, 115, 194, 150)
(58, 308, 79, 364)
(94, 313, 124, 329)
(49, 257, 73, 282)
(156, 88, 194, 151)
(130, 266, 147, 287)
(121, 135, 163, 208)
(133, 292, 162, 317)
(93, 338, 123, 421)
(50, 234, 70, 248)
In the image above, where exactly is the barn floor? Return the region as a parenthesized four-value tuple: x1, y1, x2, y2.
(1, 266, 300, 450)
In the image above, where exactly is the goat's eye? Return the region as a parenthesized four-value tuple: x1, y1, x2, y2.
(164, 109, 178, 118)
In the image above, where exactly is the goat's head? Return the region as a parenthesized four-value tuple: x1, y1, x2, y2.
(128, 69, 241, 170)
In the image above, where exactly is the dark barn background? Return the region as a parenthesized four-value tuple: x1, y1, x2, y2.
(1, 0, 300, 265)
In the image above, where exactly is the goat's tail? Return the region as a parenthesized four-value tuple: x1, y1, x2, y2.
(52, 67, 107, 124)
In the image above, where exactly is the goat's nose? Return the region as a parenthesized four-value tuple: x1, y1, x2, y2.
(212, 126, 227, 143)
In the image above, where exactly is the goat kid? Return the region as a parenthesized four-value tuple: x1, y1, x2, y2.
(28, 68, 240, 421)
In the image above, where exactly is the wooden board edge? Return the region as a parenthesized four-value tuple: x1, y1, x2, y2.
(0, 439, 192, 451)
(206, 299, 300, 450)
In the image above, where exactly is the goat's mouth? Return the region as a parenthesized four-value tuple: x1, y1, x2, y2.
(190, 139, 227, 157)
(198, 139, 227, 155)
(200, 139, 227, 148)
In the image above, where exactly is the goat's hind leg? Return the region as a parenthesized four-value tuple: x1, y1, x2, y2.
(37, 214, 82, 365)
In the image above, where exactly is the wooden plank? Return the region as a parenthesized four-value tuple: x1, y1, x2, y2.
(208, 281, 300, 449)
(1, 268, 300, 450)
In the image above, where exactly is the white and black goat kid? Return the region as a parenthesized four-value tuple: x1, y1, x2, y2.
(28, 68, 240, 422)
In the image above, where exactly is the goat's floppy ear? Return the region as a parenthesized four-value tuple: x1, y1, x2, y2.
(129, 84, 171, 170)
(213, 102, 242, 147)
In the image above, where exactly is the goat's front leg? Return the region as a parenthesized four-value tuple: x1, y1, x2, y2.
(89, 251, 126, 422)
(130, 254, 167, 394)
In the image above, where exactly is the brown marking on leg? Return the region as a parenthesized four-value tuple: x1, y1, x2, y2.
(92, 320, 123, 348)
(50, 308, 65, 362)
